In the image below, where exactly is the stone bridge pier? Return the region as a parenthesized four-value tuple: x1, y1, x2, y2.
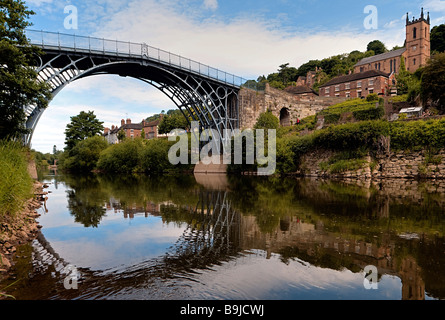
(239, 83, 347, 129)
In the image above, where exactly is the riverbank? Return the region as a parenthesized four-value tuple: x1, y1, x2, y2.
(0, 177, 45, 285)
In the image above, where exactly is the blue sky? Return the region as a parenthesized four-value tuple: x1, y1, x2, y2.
(25, 0, 445, 153)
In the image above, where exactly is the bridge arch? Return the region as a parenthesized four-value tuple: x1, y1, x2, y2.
(24, 30, 244, 146)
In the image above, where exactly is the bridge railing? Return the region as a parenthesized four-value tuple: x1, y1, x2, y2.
(26, 29, 259, 90)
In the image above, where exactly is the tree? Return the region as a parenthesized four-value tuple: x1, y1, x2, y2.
(431, 24, 445, 53)
(117, 129, 126, 142)
(421, 53, 445, 112)
(61, 136, 109, 172)
(158, 113, 189, 135)
(0, 0, 51, 140)
(254, 111, 280, 130)
(367, 40, 387, 55)
(64, 111, 104, 152)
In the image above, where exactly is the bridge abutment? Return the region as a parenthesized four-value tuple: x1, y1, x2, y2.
(239, 83, 347, 129)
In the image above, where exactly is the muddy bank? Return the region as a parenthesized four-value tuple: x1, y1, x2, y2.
(0, 181, 47, 283)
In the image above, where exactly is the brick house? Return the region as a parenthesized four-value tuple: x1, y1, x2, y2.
(319, 70, 394, 98)
(104, 116, 164, 143)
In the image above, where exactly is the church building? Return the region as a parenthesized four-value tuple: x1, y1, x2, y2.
(354, 8, 431, 74)
(320, 8, 431, 98)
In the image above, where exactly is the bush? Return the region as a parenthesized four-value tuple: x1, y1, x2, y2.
(60, 136, 109, 172)
(0, 140, 33, 218)
(140, 139, 176, 174)
(254, 111, 280, 130)
(97, 139, 144, 173)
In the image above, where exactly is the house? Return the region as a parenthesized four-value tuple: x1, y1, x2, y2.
(103, 116, 164, 143)
(319, 70, 393, 98)
(354, 9, 430, 74)
(142, 119, 162, 139)
(103, 125, 120, 144)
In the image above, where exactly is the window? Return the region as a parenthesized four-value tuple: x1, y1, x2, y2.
(369, 79, 374, 86)
(345, 83, 351, 90)
(357, 81, 362, 88)
(360, 67, 364, 73)
(325, 87, 330, 94)
(413, 27, 417, 39)
(369, 89, 374, 94)
(413, 58, 416, 66)
(357, 91, 362, 98)
(346, 92, 351, 98)
(335, 85, 340, 92)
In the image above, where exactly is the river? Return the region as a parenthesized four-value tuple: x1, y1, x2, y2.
(2, 170, 445, 300)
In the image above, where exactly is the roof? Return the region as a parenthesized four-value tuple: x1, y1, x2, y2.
(144, 119, 161, 127)
(320, 70, 390, 88)
(122, 123, 143, 130)
(284, 85, 317, 95)
(354, 48, 406, 67)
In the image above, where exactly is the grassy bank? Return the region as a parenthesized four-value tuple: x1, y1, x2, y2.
(0, 140, 34, 219)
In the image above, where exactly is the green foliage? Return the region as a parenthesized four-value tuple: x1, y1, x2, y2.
(431, 24, 445, 53)
(64, 111, 104, 152)
(140, 139, 176, 174)
(60, 136, 109, 172)
(389, 118, 445, 151)
(158, 112, 189, 135)
(318, 98, 384, 123)
(421, 52, 445, 112)
(0, 140, 33, 218)
(97, 139, 144, 173)
(0, 0, 52, 139)
(396, 57, 422, 101)
(254, 111, 280, 130)
(367, 40, 387, 55)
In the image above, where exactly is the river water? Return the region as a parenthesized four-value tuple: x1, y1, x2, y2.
(3, 170, 445, 300)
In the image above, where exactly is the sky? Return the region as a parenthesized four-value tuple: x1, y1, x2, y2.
(24, 0, 445, 153)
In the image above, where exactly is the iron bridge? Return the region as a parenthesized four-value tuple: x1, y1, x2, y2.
(24, 30, 250, 146)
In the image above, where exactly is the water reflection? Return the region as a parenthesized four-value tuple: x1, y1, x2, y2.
(3, 171, 445, 300)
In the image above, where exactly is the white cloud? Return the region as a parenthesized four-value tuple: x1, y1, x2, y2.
(91, 0, 403, 79)
(203, 0, 218, 11)
(423, 0, 445, 13)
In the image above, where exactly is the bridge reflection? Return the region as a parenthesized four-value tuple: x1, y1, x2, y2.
(19, 174, 445, 300)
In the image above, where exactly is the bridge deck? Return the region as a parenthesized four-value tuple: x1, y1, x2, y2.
(26, 29, 246, 89)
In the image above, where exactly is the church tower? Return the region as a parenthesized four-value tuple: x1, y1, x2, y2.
(405, 8, 431, 72)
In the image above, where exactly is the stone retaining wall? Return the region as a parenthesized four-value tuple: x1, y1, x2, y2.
(298, 149, 445, 180)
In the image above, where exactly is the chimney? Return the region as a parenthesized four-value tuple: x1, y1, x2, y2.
(104, 128, 110, 135)
(142, 119, 146, 127)
(112, 125, 115, 130)
(126, 118, 131, 125)
(121, 119, 125, 126)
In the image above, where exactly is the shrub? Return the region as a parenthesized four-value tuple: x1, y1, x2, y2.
(254, 111, 280, 130)
(97, 139, 144, 173)
(140, 139, 176, 174)
(60, 136, 109, 172)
